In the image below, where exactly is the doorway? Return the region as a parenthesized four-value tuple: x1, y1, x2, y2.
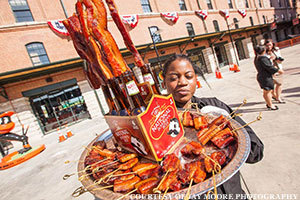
(30, 85, 90, 133)
(214, 44, 229, 67)
(235, 40, 246, 60)
(187, 48, 208, 74)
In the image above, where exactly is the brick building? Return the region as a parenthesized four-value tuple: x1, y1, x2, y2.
(0, 0, 298, 137)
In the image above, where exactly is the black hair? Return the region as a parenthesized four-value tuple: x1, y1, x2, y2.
(264, 39, 276, 52)
(162, 54, 202, 78)
(254, 45, 265, 55)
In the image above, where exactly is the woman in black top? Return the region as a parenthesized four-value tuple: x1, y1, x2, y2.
(162, 54, 264, 199)
(254, 46, 283, 110)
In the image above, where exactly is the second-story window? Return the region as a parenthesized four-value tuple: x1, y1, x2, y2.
(249, 16, 254, 26)
(258, 0, 262, 7)
(278, 0, 282, 7)
(228, 0, 233, 8)
(149, 26, 162, 43)
(141, 0, 152, 13)
(263, 15, 266, 24)
(233, 18, 239, 29)
(281, 14, 286, 21)
(9, 0, 34, 22)
(26, 42, 50, 66)
(213, 20, 220, 32)
(186, 23, 195, 36)
(245, 0, 249, 8)
(206, 0, 213, 9)
(286, 0, 291, 7)
(179, 0, 187, 11)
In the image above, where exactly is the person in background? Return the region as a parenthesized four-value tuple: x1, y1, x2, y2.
(265, 39, 285, 103)
(162, 54, 264, 199)
(254, 45, 284, 110)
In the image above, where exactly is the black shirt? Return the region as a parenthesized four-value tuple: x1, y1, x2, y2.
(188, 96, 264, 199)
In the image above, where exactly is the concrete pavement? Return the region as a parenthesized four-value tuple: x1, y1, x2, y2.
(0, 44, 299, 200)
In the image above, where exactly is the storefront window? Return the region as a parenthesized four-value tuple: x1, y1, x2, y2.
(30, 85, 90, 133)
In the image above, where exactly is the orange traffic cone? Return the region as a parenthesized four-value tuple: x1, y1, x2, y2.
(233, 64, 240, 72)
(65, 124, 73, 138)
(58, 128, 66, 143)
(215, 69, 223, 79)
(229, 64, 235, 71)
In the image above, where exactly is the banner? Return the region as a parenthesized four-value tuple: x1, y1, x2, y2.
(47, 20, 69, 36)
(220, 9, 230, 19)
(238, 9, 247, 18)
(122, 14, 139, 28)
(161, 12, 179, 23)
(195, 10, 208, 20)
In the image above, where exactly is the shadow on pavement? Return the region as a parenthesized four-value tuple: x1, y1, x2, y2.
(229, 101, 266, 108)
(282, 86, 300, 94)
(284, 94, 300, 98)
(237, 108, 268, 113)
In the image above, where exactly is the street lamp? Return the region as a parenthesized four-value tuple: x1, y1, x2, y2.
(225, 18, 240, 67)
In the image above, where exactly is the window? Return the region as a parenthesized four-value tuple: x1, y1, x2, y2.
(206, 0, 213, 9)
(286, 0, 291, 7)
(281, 14, 286, 21)
(278, 0, 282, 7)
(26, 42, 50, 66)
(149, 26, 162, 42)
(140, 0, 152, 13)
(186, 23, 195, 36)
(213, 20, 220, 32)
(9, 0, 33, 22)
(228, 0, 233, 8)
(245, 0, 249, 8)
(249, 16, 254, 26)
(179, 0, 187, 11)
(263, 15, 266, 24)
(233, 18, 239, 29)
(258, 0, 262, 7)
(270, 1, 273, 7)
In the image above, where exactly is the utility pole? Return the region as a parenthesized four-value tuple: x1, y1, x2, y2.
(225, 18, 240, 66)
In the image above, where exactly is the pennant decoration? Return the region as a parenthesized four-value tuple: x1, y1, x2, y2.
(122, 14, 139, 28)
(161, 12, 179, 23)
(47, 20, 69, 36)
(220, 9, 230, 19)
(238, 9, 247, 18)
(195, 10, 208, 20)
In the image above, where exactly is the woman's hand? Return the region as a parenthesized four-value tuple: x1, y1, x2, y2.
(278, 69, 284, 74)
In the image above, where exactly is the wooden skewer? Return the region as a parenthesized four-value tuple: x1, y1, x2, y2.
(184, 178, 193, 200)
(153, 170, 170, 194)
(104, 171, 137, 183)
(232, 112, 262, 133)
(116, 188, 138, 200)
(230, 98, 247, 116)
(161, 187, 169, 200)
(71, 184, 113, 197)
(64, 160, 84, 164)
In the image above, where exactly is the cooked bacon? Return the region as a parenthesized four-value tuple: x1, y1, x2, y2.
(194, 116, 208, 130)
(162, 153, 182, 173)
(113, 176, 141, 193)
(211, 128, 235, 148)
(181, 141, 205, 157)
(158, 171, 178, 192)
(118, 158, 139, 170)
(135, 177, 159, 194)
(118, 153, 137, 163)
(132, 163, 158, 178)
(182, 111, 194, 127)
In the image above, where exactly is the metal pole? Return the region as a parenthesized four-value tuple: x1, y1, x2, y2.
(149, 29, 163, 70)
(225, 18, 240, 66)
(60, 0, 68, 18)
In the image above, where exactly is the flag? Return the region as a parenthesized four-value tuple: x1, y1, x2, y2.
(220, 9, 230, 19)
(238, 9, 247, 18)
(47, 20, 69, 36)
(122, 14, 139, 28)
(195, 10, 208, 20)
(161, 12, 179, 23)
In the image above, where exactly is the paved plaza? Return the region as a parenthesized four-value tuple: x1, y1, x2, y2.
(1, 45, 300, 200)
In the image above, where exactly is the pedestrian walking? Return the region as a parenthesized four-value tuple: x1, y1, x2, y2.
(254, 46, 284, 110)
(264, 39, 285, 103)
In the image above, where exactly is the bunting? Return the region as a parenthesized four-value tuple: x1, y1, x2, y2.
(238, 9, 247, 18)
(195, 10, 208, 20)
(122, 14, 139, 28)
(220, 9, 230, 19)
(161, 12, 179, 23)
(47, 20, 69, 36)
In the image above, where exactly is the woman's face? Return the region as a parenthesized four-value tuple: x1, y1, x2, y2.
(266, 42, 273, 51)
(163, 59, 197, 108)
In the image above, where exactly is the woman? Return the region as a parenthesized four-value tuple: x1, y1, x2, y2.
(162, 54, 264, 199)
(265, 39, 285, 103)
(254, 45, 284, 110)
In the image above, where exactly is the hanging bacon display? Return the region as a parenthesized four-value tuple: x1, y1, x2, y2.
(122, 14, 139, 28)
(195, 10, 208, 20)
(160, 12, 179, 23)
(47, 20, 70, 36)
(238, 9, 247, 18)
(220, 9, 230, 19)
(105, 0, 145, 68)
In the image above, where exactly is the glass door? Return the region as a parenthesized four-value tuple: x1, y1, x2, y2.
(188, 49, 208, 74)
(235, 40, 246, 60)
(214, 45, 229, 67)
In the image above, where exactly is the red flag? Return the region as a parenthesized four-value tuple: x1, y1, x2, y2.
(161, 12, 179, 23)
(195, 10, 208, 20)
(238, 9, 247, 18)
(122, 14, 139, 28)
(47, 20, 69, 36)
(220, 10, 229, 19)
